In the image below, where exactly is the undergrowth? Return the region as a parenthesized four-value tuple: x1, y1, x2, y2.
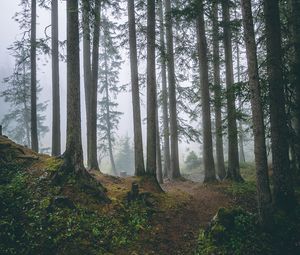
(0, 162, 152, 255)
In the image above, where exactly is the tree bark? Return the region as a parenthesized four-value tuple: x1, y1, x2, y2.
(236, 42, 246, 163)
(65, 0, 84, 173)
(290, 0, 300, 175)
(146, 0, 157, 177)
(241, 0, 273, 228)
(212, 0, 226, 180)
(165, 0, 181, 179)
(51, 0, 61, 156)
(89, 0, 101, 170)
(196, 0, 216, 183)
(222, 0, 242, 182)
(158, 0, 171, 179)
(127, 0, 146, 176)
(31, 0, 38, 152)
(264, 0, 295, 209)
(82, 0, 92, 168)
(156, 107, 163, 184)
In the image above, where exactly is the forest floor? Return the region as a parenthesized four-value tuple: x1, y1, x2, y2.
(2, 136, 299, 255)
(91, 170, 256, 254)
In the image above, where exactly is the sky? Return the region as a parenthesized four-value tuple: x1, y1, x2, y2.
(0, 0, 200, 168)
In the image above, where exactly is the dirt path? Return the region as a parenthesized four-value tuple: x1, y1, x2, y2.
(143, 180, 232, 255)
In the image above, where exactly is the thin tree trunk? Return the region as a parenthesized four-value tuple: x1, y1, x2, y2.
(31, 0, 38, 152)
(22, 58, 31, 147)
(127, 0, 146, 176)
(82, 0, 92, 167)
(165, 0, 181, 179)
(222, 0, 242, 182)
(236, 43, 246, 163)
(212, 0, 226, 180)
(156, 107, 163, 184)
(158, 0, 171, 179)
(89, 0, 101, 170)
(264, 0, 295, 209)
(51, 0, 61, 156)
(65, 0, 84, 173)
(196, 0, 216, 183)
(241, 0, 273, 228)
(146, 0, 157, 177)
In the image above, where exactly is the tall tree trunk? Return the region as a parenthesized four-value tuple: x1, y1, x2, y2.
(222, 0, 242, 181)
(30, 0, 38, 152)
(65, 0, 84, 173)
(146, 0, 157, 177)
(291, 0, 300, 175)
(158, 0, 171, 179)
(264, 0, 295, 209)
(165, 0, 181, 179)
(51, 0, 61, 156)
(212, 0, 226, 180)
(104, 46, 117, 176)
(89, 0, 101, 170)
(82, 0, 92, 167)
(236, 43, 246, 163)
(241, 0, 273, 228)
(196, 0, 216, 183)
(156, 107, 163, 184)
(127, 0, 146, 176)
(23, 59, 31, 147)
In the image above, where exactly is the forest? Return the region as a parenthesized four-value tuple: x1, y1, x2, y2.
(0, 0, 300, 254)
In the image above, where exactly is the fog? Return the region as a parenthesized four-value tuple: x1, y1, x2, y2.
(0, 1, 255, 172)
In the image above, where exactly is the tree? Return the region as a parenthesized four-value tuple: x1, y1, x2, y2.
(196, 0, 216, 182)
(1, 44, 48, 147)
(240, 0, 273, 228)
(31, 0, 38, 152)
(146, 0, 157, 177)
(127, 0, 146, 176)
(90, 0, 101, 170)
(51, 0, 61, 156)
(82, 0, 93, 168)
(222, 0, 242, 182)
(156, 106, 163, 183)
(115, 135, 134, 175)
(185, 150, 201, 171)
(165, 0, 181, 179)
(98, 15, 123, 176)
(158, 0, 171, 178)
(264, 0, 295, 209)
(290, 0, 300, 174)
(64, 0, 84, 174)
(212, 0, 226, 180)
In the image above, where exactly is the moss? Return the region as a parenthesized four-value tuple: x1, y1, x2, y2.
(45, 157, 63, 173)
(196, 207, 273, 255)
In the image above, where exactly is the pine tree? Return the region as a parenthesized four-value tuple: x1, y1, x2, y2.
(97, 15, 123, 176)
